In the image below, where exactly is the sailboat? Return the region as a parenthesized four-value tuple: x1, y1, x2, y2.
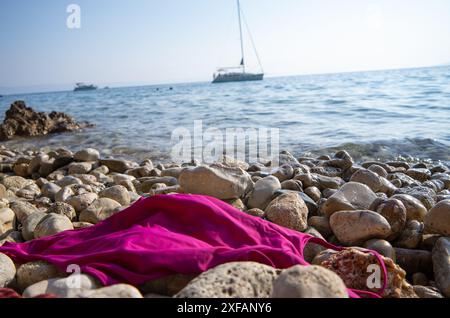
(212, 0, 264, 84)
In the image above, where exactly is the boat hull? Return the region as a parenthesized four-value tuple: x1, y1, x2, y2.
(212, 73, 264, 84)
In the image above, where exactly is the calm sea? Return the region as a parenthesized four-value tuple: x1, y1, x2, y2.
(1, 66, 450, 164)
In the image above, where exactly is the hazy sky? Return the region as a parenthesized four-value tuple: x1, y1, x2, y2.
(1, 0, 450, 93)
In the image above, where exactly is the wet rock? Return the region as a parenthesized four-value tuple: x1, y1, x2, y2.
(22, 274, 100, 298)
(363, 239, 396, 261)
(179, 164, 253, 200)
(0, 253, 16, 288)
(0, 101, 91, 141)
(13, 163, 30, 178)
(99, 185, 130, 206)
(322, 182, 377, 217)
(22, 212, 47, 241)
(34, 213, 74, 238)
(424, 199, 450, 236)
(432, 237, 450, 297)
(271, 265, 348, 298)
(324, 150, 353, 170)
(175, 262, 278, 298)
(368, 164, 388, 178)
(16, 261, 62, 291)
(10, 200, 40, 223)
(391, 194, 428, 222)
(329, 210, 391, 245)
(247, 176, 281, 210)
(79, 198, 122, 224)
(46, 202, 76, 221)
(265, 191, 308, 231)
(295, 173, 343, 190)
(74, 148, 100, 162)
(370, 198, 407, 241)
(99, 159, 138, 173)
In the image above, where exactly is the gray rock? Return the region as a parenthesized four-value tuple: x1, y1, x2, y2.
(99, 185, 130, 206)
(34, 213, 74, 238)
(175, 262, 278, 298)
(247, 176, 281, 210)
(65, 193, 98, 213)
(179, 164, 253, 200)
(17, 260, 62, 290)
(0, 252, 16, 288)
(271, 265, 348, 298)
(74, 148, 100, 162)
(79, 198, 121, 224)
(10, 200, 40, 223)
(22, 212, 47, 241)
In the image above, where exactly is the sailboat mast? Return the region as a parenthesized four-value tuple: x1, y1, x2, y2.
(237, 0, 245, 73)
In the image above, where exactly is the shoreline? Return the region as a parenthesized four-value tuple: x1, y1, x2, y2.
(0, 144, 449, 298)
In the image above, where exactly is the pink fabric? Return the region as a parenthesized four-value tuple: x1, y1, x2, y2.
(0, 194, 387, 298)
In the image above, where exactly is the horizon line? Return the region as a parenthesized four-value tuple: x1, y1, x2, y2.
(1, 63, 448, 97)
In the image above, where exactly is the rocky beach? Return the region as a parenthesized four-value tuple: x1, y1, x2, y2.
(0, 100, 449, 298)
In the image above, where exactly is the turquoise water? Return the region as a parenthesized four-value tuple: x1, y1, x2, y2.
(1, 66, 450, 163)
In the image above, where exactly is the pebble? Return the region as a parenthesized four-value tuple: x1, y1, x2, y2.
(330, 210, 391, 245)
(22, 212, 47, 241)
(74, 148, 100, 162)
(34, 213, 74, 238)
(65, 193, 98, 213)
(0, 208, 14, 234)
(10, 200, 40, 223)
(99, 185, 130, 206)
(391, 194, 428, 222)
(179, 164, 253, 200)
(79, 198, 122, 224)
(370, 198, 407, 241)
(247, 176, 281, 210)
(424, 199, 450, 236)
(321, 182, 378, 217)
(265, 191, 308, 232)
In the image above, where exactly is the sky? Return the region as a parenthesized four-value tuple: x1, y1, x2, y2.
(1, 0, 450, 94)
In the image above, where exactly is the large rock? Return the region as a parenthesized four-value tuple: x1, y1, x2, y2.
(265, 192, 308, 231)
(271, 265, 348, 298)
(179, 164, 253, 199)
(394, 186, 436, 211)
(321, 182, 377, 217)
(330, 210, 391, 245)
(247, 176, 281, 210)
(0, 253, 16, 288)
(99, 185, 130, 206)
(17, 261, 62, 290)
(0, 101, 91, 141)
(99, 159, 137, 173)
(34, 213, 74, 238)
(424, 200, 450, 236)
(432, 237, 450, 297)
(2, 175, 33, 190)
(370, 198, 407, 241)
(350, 168, 383, 192)
(79, 198, 121, 224)
(175, 262, 278, 298)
